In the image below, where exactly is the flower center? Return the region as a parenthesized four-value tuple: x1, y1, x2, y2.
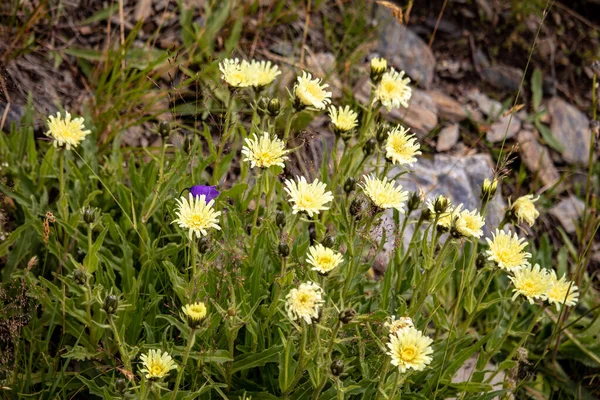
(400, 345, 417, 362)
(150, 364, 165, 376)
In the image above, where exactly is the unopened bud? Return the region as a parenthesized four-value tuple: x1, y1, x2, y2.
(82, 206, 99, 225)
(278, 242, 290, 258)
(158, 121, 170, 138)
(476, 252, 487, 269)
(407, 192, 421, 212)
(322, 235, 336, 248)
(308, 222, 317, 245)
(276, 210, 286, 228)
(103, 295, 119, 315)
(339, 308, 356, 324)
(433, 195, 450, 214)
(72, 269, 87, 285)
(267, 98, 281, 117)
(350, 198, 364, 219)
(480, 178, 498, 200)
(198, 237, 210, 254)
(370, 57, 387, 84)
(344, 177, 356, 194)
(257, 97, 269, 117)
(115, 378, 127, 393)
(376, 123, 390, 144)
(363, 138, 376, 156)
(330, 360, 344, 376)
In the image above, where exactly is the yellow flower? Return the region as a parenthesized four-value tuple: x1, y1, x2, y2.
(139, 349, 177, 380)
(454, 208, 485, 238)
(328, 105, 358, 133)
(427, 201, 462, 231)
(511, 195, 540, 227)
(375, 69, 412, 111)
(385, 316, 414, 336)
(306, 244, 343, 274)
(294, 71, 332, 110)
(45, 111, 91, 150)
(248, 60, 281, 88)
(370, 57, 387, 75)
(241, 132, 289, 169)
(546, 271, 579, 311)
(219, 58, 252, 88)
(509, 264, 552, 304)
(481, 178, 498, 199)
(182, 302, 207, 327)
(361, 174, 408, 212)
(172, 194, 221, 240)
(485, 229, 531, 271)
(285, 281, 324, 324)
(284, 176, 334, 217)
(384, 125, 421, 166)
(387, 327, 433, 373)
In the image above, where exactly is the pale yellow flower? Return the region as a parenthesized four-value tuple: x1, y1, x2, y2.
(284, 176, 334, 217)
(481, 178, 498, 198)
(485, 229, 531, 271)
(328, 105, 358, 133)
(241, 132, 289, 169)
(182, 302, 207, 327)
(387, 327, 433, 373)
(370, 57, 387, 75)
(361, 174, 408, 212)
(384, 125, 421, 166)
(511, 195, 540, 227)
(139, 349, 177, 380)
(285, 281, 324, 324)
(294, 71, 332, 110)
(248, 60, 281, 88)
(219, 58, 252, 88)
(375, 69, 412, 111)
(306, 244, 343, 274)
(172, 194, 221, 240)
(509, 264, 553, 304)
(385, 316, 414, 336)
(454, 208, 485, 238)
(45, 111, 91, 150)
(428, 201, 462, 230)
(546, 271, 579, 311)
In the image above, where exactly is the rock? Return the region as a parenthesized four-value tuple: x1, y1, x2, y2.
(466, 90, 502, 117)
(516, 130, 560, 187)
(549, 195, 585, 234)
(0, 102, 25, 132)
(487, 115, 521, 142)
(547, 97, 593, 165)
(437, 124, 460, 152)
(481, 65, 523, 92)
(305, 52, 342, 98)
(427, 90, 467, 122)
(375, 6, 436, 88)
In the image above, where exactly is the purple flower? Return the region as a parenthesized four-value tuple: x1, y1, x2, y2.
(188, 185, 219, 203)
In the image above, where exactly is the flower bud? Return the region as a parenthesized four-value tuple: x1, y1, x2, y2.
(198, 237, 210, 254)
(292, 95, 306, 112)
(480, 178, 498, 200)
(82, 206, 99, 225)
(407, 191, 421, 212)
(267, 98, 281, 117)
(158, 121, 170, 138)
(476, 252, 487, 269)
(363, 138, 376, 156)
(72, 269, 87, 285)
(308, 222, 317, 245)
(376, 123, 390, 144)
(370, 57, 387, 84)
(276, 210, 286, 228)
(350, 198, 364, 219)
(103, 295, 119, 315)
(433, 195, 450, 214)
(330, 360, 344, 376)
(339, 308, 356, 324)
(322, 235, 336, 248)
(343, 177, 356, 194)
(115, 378, 127, 393)
(420, 208, 432, 222)
(257, 97, 269, 117)
(278, 242, 290, 258)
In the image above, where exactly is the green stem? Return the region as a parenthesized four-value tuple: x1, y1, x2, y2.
(482, 301, 523, 367)
(374, 358, 391, 400)
(284, 324, 308, 398)
(172, 329, 196, 399)
(265, 256, 287, 327)
(395, 217, 424, 293)
(107, 314, 132, 373)
(283, 109, 296, 143)
(389, 370, 402, 399)
(190, 238, 197, 282)
(461, 269, 499, 333)
(142, 140, 167, 223)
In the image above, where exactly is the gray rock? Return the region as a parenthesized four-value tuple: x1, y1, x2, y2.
(516, 130, 560, 187)
(549, 195, 585, 234)
(487, 114, 521, 142)
(437, 124, 460, 152)
(466, 90, 503, 117)
(547, 97, 593, 165)
(375, 6, 436, 88)
(427, 90, 467, 122)
(481, 65, 523, 92)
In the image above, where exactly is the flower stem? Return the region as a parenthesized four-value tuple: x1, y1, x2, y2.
(374, 358, 391, 400)
(107, 314, 132, 374)
(283, 324, 308, 398)
(283, 109, 296, 143)
(172, 328, 196, 399)
(190, 238, 197, 282)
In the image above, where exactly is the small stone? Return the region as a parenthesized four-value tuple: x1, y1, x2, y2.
(466, 90, 502, 117)
(437, 124, 460, 152)
(549, 195, 585, 234)
(487, 115, 521, 143)
(481, 65, 523, 92)
(375, 6, 436, 88)
(547, 97, 593, 165)
(516, 130, 560, 187)
(427, 90, 467, 122)
(306, 52, 341, 98)
(390, 89, 438, 135)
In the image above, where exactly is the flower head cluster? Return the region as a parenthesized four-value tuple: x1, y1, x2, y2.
(328, 105, 358, 134)
(370, 57, 387, 82)
(361, 174, 408, 212)
(172, 194, 221, 240)
(508, 264, 553, 304)
(453, 208, 485, 238)
(46, 112, 91, 150)
(387, 326, 433, 373)
(248, 60, 281, 88)
(139, 349, 177, 380)
(241, 132, 289, 169)
(294, 71, 332, 110)
(306, 244, 343, 275)
(385, 316, 414, 336)
(284, 176, 333, 217)
(375, 69, 412, 111)
(485, 230, 531, 271)
(510, 195, 540, 227)
(546, 271, 579, 311)
(219, 58, 281, 88)
(384, 125, 421, 166)
(182, 302, 207, 328)
(286, 281, 324, 324)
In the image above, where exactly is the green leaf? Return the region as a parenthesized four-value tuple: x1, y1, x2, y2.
(198, 349, 233, 364)
(531, 68, 543, 111)
(232, 345, 283, 373)
(535, 121, 564, 153)
(83, 226, 108, 273)
(62, 345, 100, 361)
